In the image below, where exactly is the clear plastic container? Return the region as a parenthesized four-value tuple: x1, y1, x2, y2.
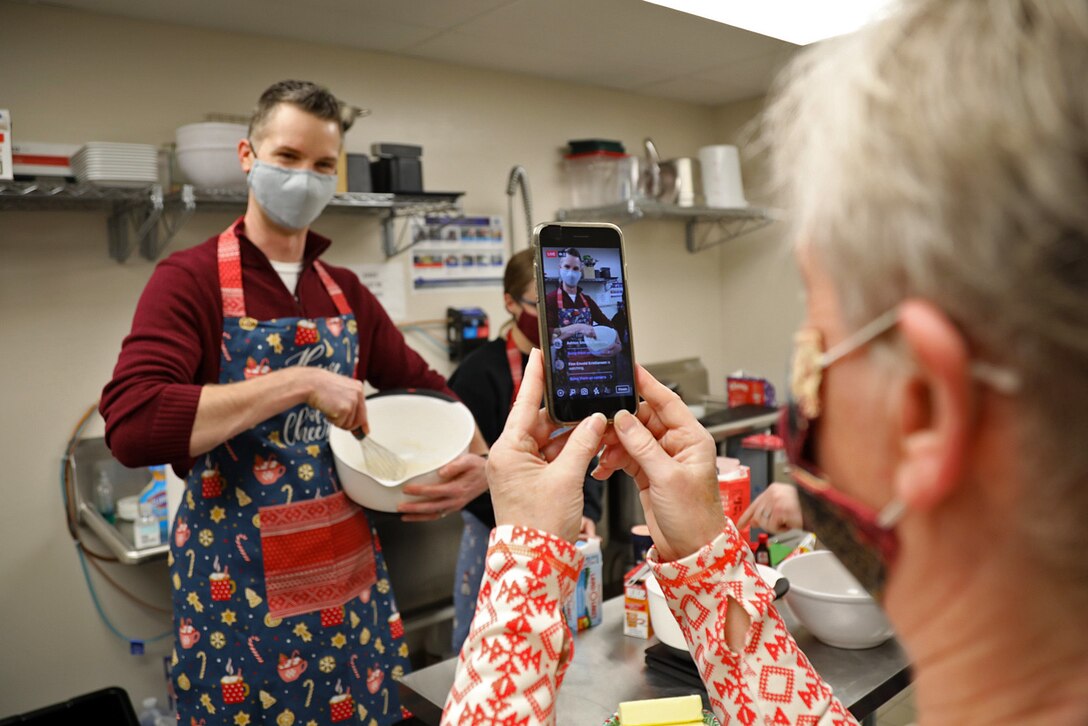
(134, 502, 162, 549)
(94, 465, 115, 524)
(564, 152, 630, 209)
(138, 697, 163, 726)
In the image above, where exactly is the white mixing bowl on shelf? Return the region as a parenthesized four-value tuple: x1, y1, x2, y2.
(176, 146, 246, 190)
(175, 122, 248, 190)
(176, 122, 247, 149)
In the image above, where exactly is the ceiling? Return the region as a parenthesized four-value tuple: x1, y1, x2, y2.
(19, 0, 799, 106)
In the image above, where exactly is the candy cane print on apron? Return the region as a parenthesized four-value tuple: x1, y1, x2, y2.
(169, 217, 411, 725)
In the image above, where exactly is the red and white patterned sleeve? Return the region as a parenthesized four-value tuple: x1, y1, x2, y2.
(649, 524, 859, 726)
(442, 525, 584, 725)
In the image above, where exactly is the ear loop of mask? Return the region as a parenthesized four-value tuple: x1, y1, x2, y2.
(791, 307, 905, 529)
(812, 308, 1020, 532)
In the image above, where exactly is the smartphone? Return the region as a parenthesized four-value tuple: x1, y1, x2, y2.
(532, 221, 638, 424)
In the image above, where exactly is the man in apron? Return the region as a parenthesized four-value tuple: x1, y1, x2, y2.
(101, 80, 487, 725)
(544, 248, 623, 396)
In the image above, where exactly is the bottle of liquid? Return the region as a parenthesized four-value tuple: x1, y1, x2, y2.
(754, 532, 771, 567)
(94, 464, 115, 524)
(135, 502, 162, 549)
(141, 465, 169, 541)
(137, 697, 163, 726)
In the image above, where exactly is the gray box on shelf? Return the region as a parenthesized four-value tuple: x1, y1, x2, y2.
(370, 142, 423, 193)
(346, 153, 371, 193)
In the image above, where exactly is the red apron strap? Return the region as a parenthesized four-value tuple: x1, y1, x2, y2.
(217, 218, 247, 319)
(505, 329, 524, 408)
(556, 288, 590, 310)
(217, 218, 353, 320)
(313, 260, 353, 317)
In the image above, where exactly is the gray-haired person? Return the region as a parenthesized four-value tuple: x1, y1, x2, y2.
(441, 2, 1088, 724)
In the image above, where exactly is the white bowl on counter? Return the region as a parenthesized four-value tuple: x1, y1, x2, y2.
(644, 572, 688, 651)
(329, 391, 475, 512)
(645, 563, 786, 652)
(777, 550, 894, 649)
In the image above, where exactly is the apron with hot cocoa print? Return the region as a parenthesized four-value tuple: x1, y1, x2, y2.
(554, 288, 615, 393)
(170, 218, 410, 725)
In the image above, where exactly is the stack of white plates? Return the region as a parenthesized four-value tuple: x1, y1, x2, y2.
(71, 142, 158, 188)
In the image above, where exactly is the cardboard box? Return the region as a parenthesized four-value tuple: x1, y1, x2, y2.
(623, 562, 654, 639)
(0, 110, 12, 181)
(11, 141, 80, 177)
(726, 374, 777, 408)
(563, 537, 603, 632)
(717, 456, 751, 543)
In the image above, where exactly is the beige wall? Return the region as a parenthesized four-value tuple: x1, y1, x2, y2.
(0, 2, 801, 714)
(711, 97, 804, 396)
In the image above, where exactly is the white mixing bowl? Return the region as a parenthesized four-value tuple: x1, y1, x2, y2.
(777, 550, 894, 649)
(329, 391, 476, 512)
(644, 572, 687, 651)
(176, 146, 247, 190)
(176, 122, 248, 149)
(583, 325, 618, 355)
(645, 564, 786, 652)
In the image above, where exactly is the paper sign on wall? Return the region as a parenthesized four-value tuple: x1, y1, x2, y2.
(409, 215, 505, 291)
(347, 262, 407, 322)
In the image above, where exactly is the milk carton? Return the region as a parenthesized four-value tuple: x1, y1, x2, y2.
(623, 561, 654, 639)
(0, 110, 13, 181)
(563, 537, 603, 632)
(717, 456, 751, 543)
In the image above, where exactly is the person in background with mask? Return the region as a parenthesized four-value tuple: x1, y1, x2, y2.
(101, 79, 487, 725)
(442, 1, 1088, 724)
(444, 249, 603, 652)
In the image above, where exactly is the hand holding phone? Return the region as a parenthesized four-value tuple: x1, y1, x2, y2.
(532, 222, 638, 424)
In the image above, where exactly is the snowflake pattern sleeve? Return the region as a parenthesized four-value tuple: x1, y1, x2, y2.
(649, 525, 859, 726)
(442, 525, 585, 725)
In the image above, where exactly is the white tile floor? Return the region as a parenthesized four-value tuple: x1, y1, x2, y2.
(874, 683, 916, 726)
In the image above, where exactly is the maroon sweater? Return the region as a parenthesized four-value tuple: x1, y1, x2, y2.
(100, 223, 451, 475)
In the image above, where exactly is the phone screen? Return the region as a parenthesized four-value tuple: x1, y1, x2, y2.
(533, 222, 638, 423)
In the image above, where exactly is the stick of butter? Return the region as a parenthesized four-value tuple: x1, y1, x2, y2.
(618, 694, 703, 725)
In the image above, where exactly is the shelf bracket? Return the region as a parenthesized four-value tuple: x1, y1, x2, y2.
(108, 184, 165, 262)
(685, 215, 776, 253)
(381, 199, 465, 258)
(142, 184, 196, 260)
(381, 213, 400, 258)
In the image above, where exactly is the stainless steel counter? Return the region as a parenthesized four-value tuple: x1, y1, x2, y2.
(697, 403, 779, 442)
(399, 595, 910, 724)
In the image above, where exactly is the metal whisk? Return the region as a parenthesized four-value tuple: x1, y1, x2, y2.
(352, 428, 407, 481)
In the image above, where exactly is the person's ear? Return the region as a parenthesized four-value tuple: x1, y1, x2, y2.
(503, 292, 518, 317)
(238, 138, 255, 174)
(892, 299, 971, 512)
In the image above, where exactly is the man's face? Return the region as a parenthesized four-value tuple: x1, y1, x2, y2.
(241, 103, 341, 176)
(560, 255, 583, 275)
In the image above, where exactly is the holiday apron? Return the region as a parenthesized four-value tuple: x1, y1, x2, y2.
(169, 219, 411, 725)
(553, 288, 615, 392)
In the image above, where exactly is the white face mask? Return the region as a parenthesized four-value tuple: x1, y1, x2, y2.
(247, 158, 337, 231)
